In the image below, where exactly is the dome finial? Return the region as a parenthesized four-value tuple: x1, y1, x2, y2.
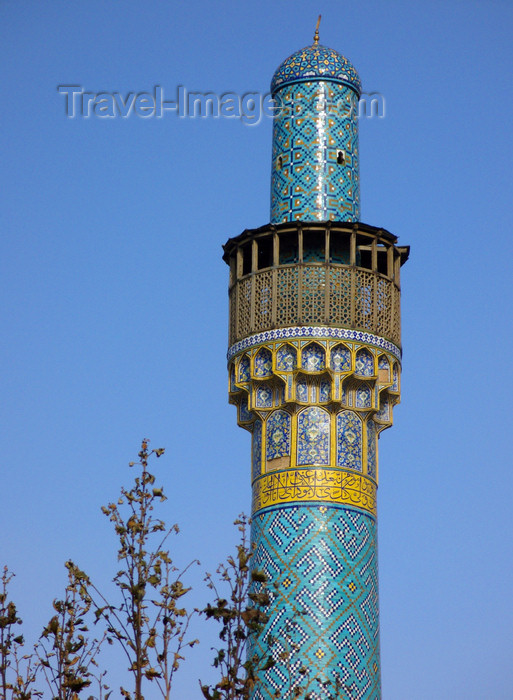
(313, 14, 321, 45)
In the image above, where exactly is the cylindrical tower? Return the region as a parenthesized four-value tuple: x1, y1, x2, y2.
(270, 42, 361, 223)
(224, 31, 408, 700)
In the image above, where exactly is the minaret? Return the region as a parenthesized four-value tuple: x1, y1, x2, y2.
(223, 23, 409, 700)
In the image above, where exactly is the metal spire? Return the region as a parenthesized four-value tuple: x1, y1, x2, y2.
(314, 14, 321, 44)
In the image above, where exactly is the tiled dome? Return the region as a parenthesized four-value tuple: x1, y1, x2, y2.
(271, 44, 361, 96)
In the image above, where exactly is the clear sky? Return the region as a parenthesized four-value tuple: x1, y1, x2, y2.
(1, 1, 513, 698)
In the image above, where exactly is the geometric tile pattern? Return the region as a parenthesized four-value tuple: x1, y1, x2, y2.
(271, 44, 362, 95)
(229, 336, 396, 489)
(239, 396, 252, 423)
(250, 505, 380, 699)
(239, 354, 250, 382)
(271, 79, 360, 224)
(229, 337, 399, 438)
(231, 333, 392, 699)
(374, 397, 390, 423)
(225, 37, 406, 700)
(227, 327, 402, 364)
(392, 363, 399, 392)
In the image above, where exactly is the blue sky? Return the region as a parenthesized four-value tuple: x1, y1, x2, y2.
(1, 1, 513, 698)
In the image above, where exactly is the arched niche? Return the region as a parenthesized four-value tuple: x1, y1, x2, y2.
(254, 347, 273, 378)
(266, 409, 291, 463)
(336, 410, 362, 471)
(297, 406, 330, 465)
(330, 343, 351, 372)
(276, 343, 297, 371)
(238, 354, 250, 382)
(301, 342, 326, 372)
(355, 347, 374, 377)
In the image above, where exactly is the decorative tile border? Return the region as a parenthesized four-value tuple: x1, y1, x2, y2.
(252, 467, 377, 517)
(228, 326, 402, 363)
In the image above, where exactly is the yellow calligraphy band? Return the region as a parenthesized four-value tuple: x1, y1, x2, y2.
(252, 468, 377, 517)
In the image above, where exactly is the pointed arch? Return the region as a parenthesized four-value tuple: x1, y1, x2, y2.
(301, 342, 325, 371)
(266, 410, 291, 461)
(254, 347, 273, 378)
(297, 406, 330, 465)
(336, 410, 362, 471)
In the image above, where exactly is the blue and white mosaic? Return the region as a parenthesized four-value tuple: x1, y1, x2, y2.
(256, 385, 274, 409)
(271, 78, 360, 223)
(392, 363, 399, 391)
(266, 410, 291, 461)
(230, 364, 237, 392)
(375, 398, 390, 422)
(254, 347, 273, 378)
(271, 44, 362, 95)
(238, 354, 250, 382)
(366, 420, 377, 480)
(252, 420, 262, 480)
(336, 411, 363, 471)
(355, 384, 372, 409)
(228, 327, 402, 364)
(239, 397, 252, 423)
(250, 506, 380, 700)
(355, 348, 374, 377)
(331, 344, 351, 372)
(276, 344, 297, 371)
(319, 378, 331, 402)
(302, 343, 325, 371)
(296, 378, 308, 403)
(297, 406, 330, 465)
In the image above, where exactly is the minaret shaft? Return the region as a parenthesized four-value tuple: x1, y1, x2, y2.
(224, 40, 408, 700)
(271, 81, 360, 224)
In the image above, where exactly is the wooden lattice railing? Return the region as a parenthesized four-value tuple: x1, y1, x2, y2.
(229, 263, 401, 346)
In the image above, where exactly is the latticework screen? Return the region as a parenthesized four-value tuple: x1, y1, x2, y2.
(230, 264, 401, 347)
